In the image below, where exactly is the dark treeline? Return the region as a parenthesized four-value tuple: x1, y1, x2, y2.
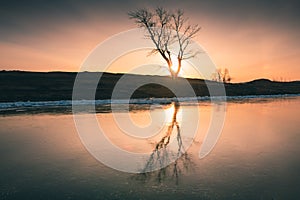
(0, 71, 299, 102)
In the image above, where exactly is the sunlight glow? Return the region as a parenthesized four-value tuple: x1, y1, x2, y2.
(170, 54, 179, 73)
(168, 54, 194, 78)
(164, 103, 182, 125)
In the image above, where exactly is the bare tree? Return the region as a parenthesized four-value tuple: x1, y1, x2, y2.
(128, 7, 200, 78)
(211, 68, 232, 83)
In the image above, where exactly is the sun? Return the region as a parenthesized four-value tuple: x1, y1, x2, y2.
(170, 54, 189, 77)
(170, 54, 179, 73)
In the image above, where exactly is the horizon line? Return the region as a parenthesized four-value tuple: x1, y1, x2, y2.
(1, 69, 299, 84)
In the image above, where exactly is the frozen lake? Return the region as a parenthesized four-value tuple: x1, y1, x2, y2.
(0, 96, 299, 199)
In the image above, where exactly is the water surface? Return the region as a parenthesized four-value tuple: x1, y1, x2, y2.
(0, 97, 299, 199)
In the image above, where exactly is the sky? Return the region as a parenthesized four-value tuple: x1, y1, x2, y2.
(0, 0, 299, 82)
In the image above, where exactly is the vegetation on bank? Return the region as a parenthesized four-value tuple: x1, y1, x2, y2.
(0, 71, 299, 102)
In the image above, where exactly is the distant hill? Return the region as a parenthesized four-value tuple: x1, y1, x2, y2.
(0, 71, 299, 102)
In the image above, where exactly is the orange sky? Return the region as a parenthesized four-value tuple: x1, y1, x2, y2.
(0, 1, 299, 82)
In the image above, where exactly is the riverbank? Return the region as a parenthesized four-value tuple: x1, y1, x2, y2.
(1, 71, 299, 102)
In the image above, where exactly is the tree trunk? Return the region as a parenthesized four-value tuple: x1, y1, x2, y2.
(166, 60, 176, 78)
(174, 58, 182, 78)
(158, 51, 175, 78)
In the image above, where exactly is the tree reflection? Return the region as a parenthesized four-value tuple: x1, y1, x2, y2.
(135, 101, 193, 185)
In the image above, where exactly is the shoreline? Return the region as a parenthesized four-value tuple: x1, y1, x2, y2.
(1, 94, 299, 116)
(1, 93, 300, 106)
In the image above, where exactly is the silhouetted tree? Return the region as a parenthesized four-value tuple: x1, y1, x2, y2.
(128, 7, 200, 78)
(211, 68, 231, 83)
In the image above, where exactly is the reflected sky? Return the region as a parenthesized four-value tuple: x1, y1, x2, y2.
(0, 97, 300, 199)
